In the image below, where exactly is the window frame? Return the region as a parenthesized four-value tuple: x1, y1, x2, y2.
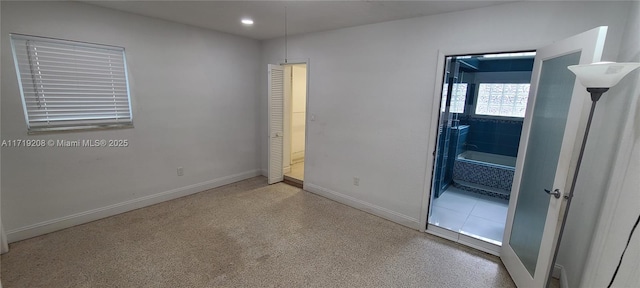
(10, 33, 134, 134)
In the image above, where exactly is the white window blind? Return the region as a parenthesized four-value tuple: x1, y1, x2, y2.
(10, 34, 133, 132)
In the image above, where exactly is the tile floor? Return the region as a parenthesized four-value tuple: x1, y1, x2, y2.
(284, 161, 304, 180)
(429, 186, 509, 245)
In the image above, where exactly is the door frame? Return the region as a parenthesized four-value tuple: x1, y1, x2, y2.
(419, 48, 537, 235)
(278, 59, 311, 187)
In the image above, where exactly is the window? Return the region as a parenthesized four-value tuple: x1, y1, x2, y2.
(475, 83, 530, 118)
(10, 34, 133, 133)
(441, 83, 468, 113)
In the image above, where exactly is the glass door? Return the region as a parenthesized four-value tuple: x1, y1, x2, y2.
(501, 27, 608, 287)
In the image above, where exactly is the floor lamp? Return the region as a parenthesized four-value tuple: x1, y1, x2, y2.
(547, 62, 640, 288)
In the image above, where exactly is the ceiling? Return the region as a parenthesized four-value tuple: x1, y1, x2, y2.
(84, 1, 513, 40)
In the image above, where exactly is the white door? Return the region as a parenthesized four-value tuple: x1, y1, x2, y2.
(501, 26, 607, 287)
(268, 64, 285, 184)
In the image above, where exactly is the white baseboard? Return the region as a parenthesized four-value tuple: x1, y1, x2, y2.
(291, 151, 304, 163)
(552, 264, 562, 279)
(261, 168, 268, 177)
(6, 169, 262, 243)
(304, 183, 420, 230)
(557, 264, 569, 288)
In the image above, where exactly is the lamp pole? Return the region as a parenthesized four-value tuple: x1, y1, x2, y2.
(546, 89, 602, 288)
(548, 62, 640, 287)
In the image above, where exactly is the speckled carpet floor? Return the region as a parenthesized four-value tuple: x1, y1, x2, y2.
(1, 177, 517, 287)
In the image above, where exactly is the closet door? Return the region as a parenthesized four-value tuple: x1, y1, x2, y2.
(268, 64, 285, 184)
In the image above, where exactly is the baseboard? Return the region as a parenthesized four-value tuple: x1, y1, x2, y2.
(6, 169, 262, 243)
(304, 183, 420, 230)
(291, 151, 304, 163)
(261, 168, 268, 177)
(557, 264, 569, 288)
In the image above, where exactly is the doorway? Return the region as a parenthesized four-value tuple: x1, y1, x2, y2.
(427, 51, 535, 254)
(419, 27, 606, 286)
(283, 64, 307, 187)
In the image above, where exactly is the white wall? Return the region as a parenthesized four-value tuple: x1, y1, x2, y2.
(261, 1, 629, 230)
(291, 65, 307, 162)
(555, 4, 640, 287)
(1, 1, 261, 241)
(578, 3, 640, 287)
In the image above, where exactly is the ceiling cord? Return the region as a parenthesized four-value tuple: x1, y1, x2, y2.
(607, 212, 640, 288)
(284, 6, 288, 64)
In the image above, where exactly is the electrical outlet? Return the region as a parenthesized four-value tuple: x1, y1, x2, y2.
(353, 177, 359, 186)
(177, 167, 184, 176)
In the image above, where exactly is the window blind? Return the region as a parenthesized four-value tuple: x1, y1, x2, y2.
(10, 34, 133, 132)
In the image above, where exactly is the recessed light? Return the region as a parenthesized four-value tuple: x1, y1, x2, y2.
(241, 18, 254, 25)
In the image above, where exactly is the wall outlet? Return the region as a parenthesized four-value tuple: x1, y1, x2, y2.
(353, 177, 359, 186)
(177, 167, 184, 176)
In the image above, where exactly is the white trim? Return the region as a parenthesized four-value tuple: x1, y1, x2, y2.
(281, 59, 310, 184)
(6, 169, 262, 243)
(0, 222, 7, 254)
(426, 224, 459, 242)
(552, 264, 562, 279)
(559, 264, 570, 288)
(291, 151, 305, 163)
(426, 224, 501, 256)
(305, 183, 421, 230)
(458, 234, 500, 256)
(278, 58, 309, 66)
(419, 50, 446, 233)
(549, 264, 569, 287)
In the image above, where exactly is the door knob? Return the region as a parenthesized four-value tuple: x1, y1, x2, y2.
(544, 188, 561, 199)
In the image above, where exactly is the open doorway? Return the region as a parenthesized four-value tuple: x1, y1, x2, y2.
(283, 64, 307, 187)
(427, 51, 535, 254)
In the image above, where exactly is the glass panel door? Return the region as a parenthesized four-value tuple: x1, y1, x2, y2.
(509, 51, 581, 275)
(500, 26, 607, 287)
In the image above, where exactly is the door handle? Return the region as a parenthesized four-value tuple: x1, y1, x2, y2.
(544, 188, 561, 199)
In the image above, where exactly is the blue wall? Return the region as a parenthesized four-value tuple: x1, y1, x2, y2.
(459, 115, 522, 157)
(454, 58, 532, 158)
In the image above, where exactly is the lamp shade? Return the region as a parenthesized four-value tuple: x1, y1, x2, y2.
(568, 62, 640, 88)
